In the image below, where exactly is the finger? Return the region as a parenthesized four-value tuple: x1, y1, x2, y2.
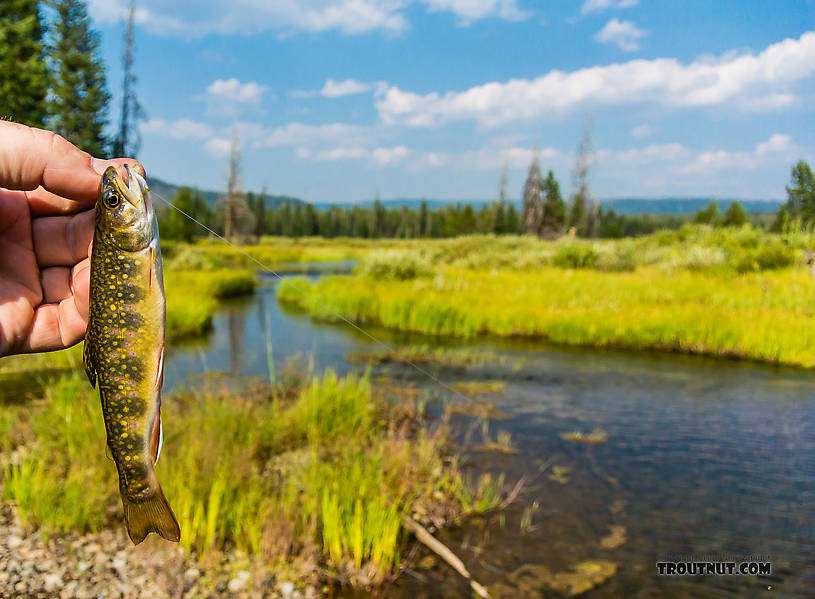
(32, 209, 94, 267)
(23, 261, 89, 353)
(24, 185, 93, 217)
(0, 122, 146, 204)
(23, 293, 88, 353)
(72, 259, 90, 320)
(40, 266, 72, 304)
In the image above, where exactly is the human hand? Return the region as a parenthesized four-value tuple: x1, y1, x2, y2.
(0, 122, 145, 356)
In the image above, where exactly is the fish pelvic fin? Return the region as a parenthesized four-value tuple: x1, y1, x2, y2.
(83, 337, 96, 388)
(121, 485, 181, 545)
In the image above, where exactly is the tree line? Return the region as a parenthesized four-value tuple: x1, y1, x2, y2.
(1, 0, 140, 156)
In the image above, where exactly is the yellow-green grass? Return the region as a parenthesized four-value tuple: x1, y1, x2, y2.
(1, 370, 500, 585)
(279, 266, 815, 368)
(163, 237, 407, 271)
(164, 269, 256, 340)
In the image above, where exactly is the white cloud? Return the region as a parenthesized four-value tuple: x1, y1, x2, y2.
(418, 146, 560, 170)
(372, 145, 410, 165)
(204, 138, 232, 157)
(260, 122, 372, 148)
(375, 31, 815, 127)
(595, 18, 646, 51)
(206, 78, 267, 105)
(311, 145, 409, 165)
(631, 124, 653, 138)
(421, 0, 530, 23)
(595, 135, 798, 178)
(321, 78, 371, 97)
(140, 118, 213, 141)
(755, 133, 792, 155)
(580, 0, 637, 15)
(89, 0, 530, 37)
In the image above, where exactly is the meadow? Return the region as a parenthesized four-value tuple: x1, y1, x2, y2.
(276, 225, 815, 368)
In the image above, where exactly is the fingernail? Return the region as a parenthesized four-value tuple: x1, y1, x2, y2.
(92, 157, 114, 175)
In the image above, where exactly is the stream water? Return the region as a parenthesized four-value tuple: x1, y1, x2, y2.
(162, 271, 815, 598)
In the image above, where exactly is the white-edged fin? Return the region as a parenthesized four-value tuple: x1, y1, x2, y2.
(155, 417, 164, 464)
(151, 411, 163, 465)
(154, 344, 165, 391)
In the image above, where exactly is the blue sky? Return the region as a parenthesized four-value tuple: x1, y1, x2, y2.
(86, 0, 815, 203)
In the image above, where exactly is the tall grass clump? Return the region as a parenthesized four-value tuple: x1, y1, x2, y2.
(3, 375, 113, 534)
(356, 249, 434, 281)
(163, 269, 256, 339)
(1, 369, 501, 587)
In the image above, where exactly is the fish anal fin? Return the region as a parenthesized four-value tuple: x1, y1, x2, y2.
(83, 337, 96, 388)
(121, 484, 180, 545)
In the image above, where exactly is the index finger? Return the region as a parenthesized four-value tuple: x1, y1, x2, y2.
(0, 122, 146, 205)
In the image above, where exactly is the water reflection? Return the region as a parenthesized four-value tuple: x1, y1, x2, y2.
(162, 271, 815, 597)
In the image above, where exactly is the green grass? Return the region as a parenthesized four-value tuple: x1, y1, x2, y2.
(164, 269, 257, 340)
(163, 236, 399, 271)
(1, 368, 501, 586)
(279, 262, 815, 368)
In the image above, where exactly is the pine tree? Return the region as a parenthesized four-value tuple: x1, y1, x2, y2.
(785, 160, 815, 223)
(166, 187, 197, 242)
(569, 123, 595, 236)
(0, 0, 49, 126)
(48, 0, 110, 156)
(521, 151, 544, 236)
(493, 201, 506, 234)
(505, 203, 520, 234)
(112, 0, 143, 157)
(419, 200, 429, 238)
(541, 169, 566, 239)
(694, 202, 721, 226)
(722, 201, 749, 227)
(255, 192, 266, 238)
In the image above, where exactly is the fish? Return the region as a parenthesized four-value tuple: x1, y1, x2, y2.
(83, 164, 180, 545)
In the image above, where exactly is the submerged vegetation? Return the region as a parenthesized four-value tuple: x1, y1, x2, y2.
(0, 366, 503, 587)
(279, 226, 815, 368)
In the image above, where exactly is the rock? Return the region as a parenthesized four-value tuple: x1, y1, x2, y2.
(112, 556, 128, 574)
(7, 535, 22, 549)
(184, 567, 201, 583)
(44, 573, 63, 593)
(228, 570, 251, 593)
(279, 581, 296, 598)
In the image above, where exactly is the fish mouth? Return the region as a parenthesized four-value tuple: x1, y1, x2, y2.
(104, 165, 147, 209)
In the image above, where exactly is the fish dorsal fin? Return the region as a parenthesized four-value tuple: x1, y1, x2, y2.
(151, 411, 163, 465)
(83, 336, 97, 388)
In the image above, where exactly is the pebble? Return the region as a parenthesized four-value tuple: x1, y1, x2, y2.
(44, 573, 63, 593)
(228, 570, 251, 592)
(279, 581, 296, 598)
(185, 567, 201, 582)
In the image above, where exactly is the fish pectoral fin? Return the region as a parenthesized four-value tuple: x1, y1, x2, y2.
(82, 337, 97, 388)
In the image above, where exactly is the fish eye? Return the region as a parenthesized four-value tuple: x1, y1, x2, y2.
(104, 192, 122, 210)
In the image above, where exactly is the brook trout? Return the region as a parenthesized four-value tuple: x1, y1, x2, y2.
(83, 165, 180, 544)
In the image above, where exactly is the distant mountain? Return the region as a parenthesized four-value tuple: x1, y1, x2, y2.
(146, 180, 782, 216)
(147, 177, 305, 209)
(600, 197, 782, 215)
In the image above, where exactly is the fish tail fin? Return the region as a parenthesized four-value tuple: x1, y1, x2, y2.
(121, 485, 181, 545)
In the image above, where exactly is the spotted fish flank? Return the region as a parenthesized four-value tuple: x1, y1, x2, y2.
(83, 165, 180, 545)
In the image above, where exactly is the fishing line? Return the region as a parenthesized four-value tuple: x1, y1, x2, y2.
(149, 190, 483, 405)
